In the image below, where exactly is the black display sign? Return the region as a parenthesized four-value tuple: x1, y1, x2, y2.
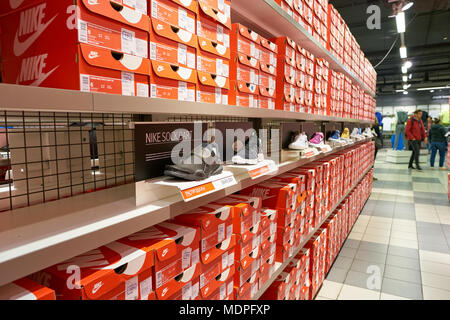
(213, 122, 254, 162)
(134, 122, 207, 181)
(280, 122, 302, 149)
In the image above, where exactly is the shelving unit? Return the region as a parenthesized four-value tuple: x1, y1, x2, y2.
(253, 165, 372, 300)
(0, 84, 372, 123)
(231, 0, 376, 97)
(0, 138, 370, 287)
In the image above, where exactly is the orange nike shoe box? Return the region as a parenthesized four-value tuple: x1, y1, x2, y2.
(275, 240, 294, 263)
(208, 279, 234, 300)
(235, 227, 262, 269)
(259, 37, 278, 75)
(260, 208, 278, 234)
(196, 71, 229, 103)
(260, 221, 277, 253)
(230, 23, 261, 60)
(271, 36, 296, 67)
(228, 80, 259, 108)
(211, 195, 262, 243)
(30, 239, 154, 300)
(0, 277, 55, 300)
(0, 0, 151, 94)
(173, 204, 234, 266)
(259, 271, 290, 300)
(234, 271, 259, 300)
(200, 265, 235, 300)
(115, 221, 200, 300)
(240, 180, 297, 212)
(234, 255, 260, 290)
(259, 71, 277, 92)
(259, 256, 276, 291)
(197, 1, 231, 48)
(150, 0, 196, 32)
(164, 276, 201, 300)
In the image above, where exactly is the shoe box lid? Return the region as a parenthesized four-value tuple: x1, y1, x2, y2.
(0, 277, 55, 300)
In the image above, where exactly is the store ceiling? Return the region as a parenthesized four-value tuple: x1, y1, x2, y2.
(330, 0, 450, 96)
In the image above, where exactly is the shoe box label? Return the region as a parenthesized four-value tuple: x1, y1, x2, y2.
(151, 0, 195, 34)
(258, 96, 276, 110)
(197, 9, 230, 47)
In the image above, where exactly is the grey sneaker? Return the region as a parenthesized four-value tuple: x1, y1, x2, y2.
(232, 132, 264, 165)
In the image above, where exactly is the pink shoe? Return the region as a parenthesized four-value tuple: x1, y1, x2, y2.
(309, 132, 325, 147)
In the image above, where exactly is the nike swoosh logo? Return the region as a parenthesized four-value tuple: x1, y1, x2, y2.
(9, 0, 25, 9)
(30, 65, 59, 86)
(91, 283, 103, 294)
(13, 14, 58, 57)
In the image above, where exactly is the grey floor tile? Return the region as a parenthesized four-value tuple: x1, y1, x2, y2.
(414, 197, 437, 205)
(394, 203, 415, 213)
(414, 191, 448, 200)
(417, 221, 443, 231)
(351, 259, 385, 277)
(393, 211, 416, 220)
(432, 199, 450, 206)
(326, 266, 349, 283)
(359, 241, 388, 254)
(386, 255, 421, 271)
(417, 234, 448, 244)
(344, 270, 378, 291)
(360, 209, 373, 216)
(412, 177, 441, 183)
(374, 200, 397, 208)
(381, 278, 423, 300)
(355, 249, 387, 264)
(333, 256, 354, 270)
(343, 239, 361, 249)
(418, 242, 450, 254)
(384, 265, 422, 284)
(372, 210, 394, 218)
(339, 247, 358, 259)
(387, 245, 419, 259)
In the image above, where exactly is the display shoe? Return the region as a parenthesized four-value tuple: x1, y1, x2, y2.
(341, 128, 350, 139)
(363, 128, 373, 138)
(232, 131, 264, 165)
(164, 143, 223, 181)
(289, 132, 309, 150)
(328, 130, 341, 142)
(350, 128, 362, 140)
(309, 132, 325, 147)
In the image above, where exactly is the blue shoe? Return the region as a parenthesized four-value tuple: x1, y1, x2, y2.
(329, 130, 341, 141)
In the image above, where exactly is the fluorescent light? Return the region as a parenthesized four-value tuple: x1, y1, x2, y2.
(409, 74, 412, 79)
(396, 12, 406, 33)
(400, 46, 407, 58)
(404, 61, 412, 69)
(402, 2, 414, 11)
(417, 86, 449, 91)
(403, 91, 408, 95)
(402, 66, 408, 73)
(396, 89, 405, 92)
(430, 90, 434, 93)
(402, 75, 408, 82)
(403, 84, 411, 90)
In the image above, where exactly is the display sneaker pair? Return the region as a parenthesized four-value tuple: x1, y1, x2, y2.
(328, 130, 346, 145)
(165, 143, 223, 181)
(340, 128, 353, 144)
(362, 127, 374, 138)
(289, 132, 309, 150)
(350, 128, 364, 141)
(309, 132, 326, 148)
(231, 132, 265, 165)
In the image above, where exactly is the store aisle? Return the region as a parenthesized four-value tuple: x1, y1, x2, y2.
(315, 149, 450, 300)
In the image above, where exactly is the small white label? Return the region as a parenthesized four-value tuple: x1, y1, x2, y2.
(201, 239, 207, 252)
(182, 282, 192, 300)
(251, 283, 258, 298)
(249, 94, 254, 108)
(270, 222, 277, 235)
(222, 252, 229, 270)
(178, 81, 187, 100)
(121, 28, 136, 56)
(218, 223, 225, 243)
(156, 270, 162, 289)
(151, 1, 157, 17)
(227, 281, 233, 297)
(80, 75, 90, 92)
(78, 20, 87, 43)
(150, 84, 157, 98)
(139, 277, 152, 300)
(228, 252, 235, 267)
(187, 89, 195, 102)
(223, 34, 230, 47)
(251, 42, 256, 58)
(216, 59, 223, 76)
(191, 248, 199, 266)
(215, 87, 222, 104)
(191, 282, 199, 300)
(187, 52, 195, 69)
(182, 247, 192, 270)
(121, 72, 135, 96)
(222, 94, 228, 105)
(217, 25, 224, 43)
(137, 83, 149, 97)
(200, 274, 205, 289)
(227, 225, 233, 239)
(252, 235, 260, 250)
(178, 43, 187, 66)
(125, 276, 139, 300)
(136, 38, 148, 58)
(220, 283, 226, 300)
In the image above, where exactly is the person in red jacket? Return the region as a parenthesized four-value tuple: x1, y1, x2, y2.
(405, 110, 427, 171)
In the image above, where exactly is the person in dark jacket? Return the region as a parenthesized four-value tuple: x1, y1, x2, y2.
(405, 110, 427, 171)
(429, 118, 448, 170)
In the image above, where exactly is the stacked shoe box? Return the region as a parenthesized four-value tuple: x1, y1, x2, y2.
(0, 277, 55, 300)
(229, 23, 261, 108)
(305, 227, 327, 298)
(30, 235, 156, 300)
(149, 0, 197, 101)
(173, 203, 234, 300)
(116, 222, 201, 300)
(343, 75, 352, 118)
(258, 209, 278, 291)
(328, 70, 344, 118)
(285, 247, 311, 300)
(295, 45, 307, 112)
(239, 179, 298, 264)
(326, 3, 344, 63)
(323, 213, 338, 274)
(304, 50, 316, 113)
(259, 270, 291, 300)
(272, 36, 297, 112)
(196, 0, 231, 104)
(300, 163, 324, 229)
(0, 0, 151, 96)
(313, 58, 329, 115)
(312, 158, 332, 218)
(259, 36, 278, 109)
(312, 0, 328, 48)
(209, 195, 262, 300)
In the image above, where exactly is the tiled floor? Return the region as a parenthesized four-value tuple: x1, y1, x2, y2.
(315, 149, 450, 300)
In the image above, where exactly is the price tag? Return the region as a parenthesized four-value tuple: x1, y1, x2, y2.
(218, 223, 225, 243)
(125, 276, 139, 300)
(228, 252, 235, 267)
(139, 277, 152, 300)
(220, 283, 226, 300)
(121, 28, 136, 56)
(222, 252, 228, 270)
(178, 43, 187, 66)
(192, 282, 199, 300)
(227, 281, 233, 297)
(121, 72, 135, 96)
(182, 282, 192, 300)
(182, 247, 192, 270)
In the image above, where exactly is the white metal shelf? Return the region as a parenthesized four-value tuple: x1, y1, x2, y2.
(0, 138, 371, 286)
(0, 84, 373, 123)
(231, 0, 376, 97)
(253, 165, 373, 300)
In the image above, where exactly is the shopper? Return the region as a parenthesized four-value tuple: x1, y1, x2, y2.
(372, 119, 382, 181)
(427, 117, 433, 153)
(405, 110, 427, 171)
(429, 118, 448, 170)
(394, 110, 408, 150)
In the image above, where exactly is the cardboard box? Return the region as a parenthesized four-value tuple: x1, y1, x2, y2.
(164, 276, 201, 300)
(31, 239, 154, 300)
(0, 278, 55, 300)
(197, 1, 231, 47)
(207, 279, 234, 300)
(196, 71, 229, 104)
(228, 80, 259, 107)
(230, 23, 261, 59)
(234, 258, 260, 289)
(259, 271, 290, 300)
(0, 1, 151, 94)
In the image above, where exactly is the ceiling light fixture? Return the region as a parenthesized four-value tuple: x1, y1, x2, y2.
(409, 74, 412, 79)
(430, 90, 434, 93)
(396, 12, 406, 33)
(399, 46, 407, 58)
(402, 75, 408, 82)
(403, 84, 411, 90)
(403, 91, 408, 95)
(417, 86, 449, 91)
(402, 66, 408, 74)
(403, 61, 412, 69)
(402, 2, 414, 12)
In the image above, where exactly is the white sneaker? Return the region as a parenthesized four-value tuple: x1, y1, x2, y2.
(351, 128, 363, 140)
(289, 132, 309, 150)
(363, 128, 373, 138)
